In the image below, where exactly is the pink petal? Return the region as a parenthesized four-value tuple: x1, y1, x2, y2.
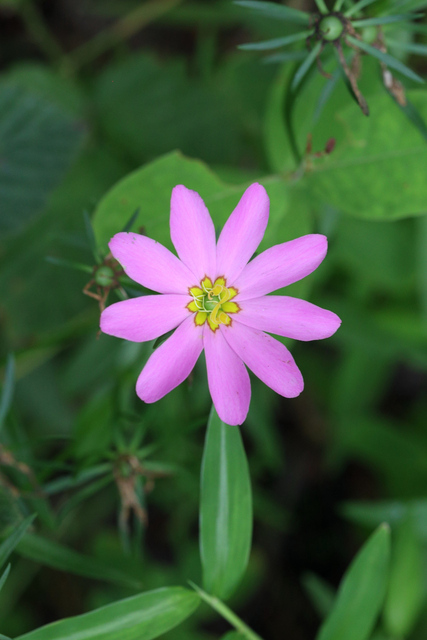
(136, 316, 203, 403)
(222, 321, 304, 398)
(170, 185, 216, 282)
(216, 183, 269, 284)
(203, 325, 251, 426)
(237, 296, 341, 341)
(100, 294, 190, 342)
(109, 232, 194, 294)
(234, 235, 328, 300)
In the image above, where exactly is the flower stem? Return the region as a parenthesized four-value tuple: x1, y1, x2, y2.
(68, 0, 184, 71)
(189, 582, 264, 640)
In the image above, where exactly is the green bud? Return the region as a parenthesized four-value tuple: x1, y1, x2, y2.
(319, 15, 344, 41)
(95, 265, 115, 287)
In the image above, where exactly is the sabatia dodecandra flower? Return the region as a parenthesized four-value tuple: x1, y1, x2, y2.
(100, 184, 341, 426)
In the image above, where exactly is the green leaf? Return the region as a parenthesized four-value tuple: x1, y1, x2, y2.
(200, 407, 252, 599)
(15, 587, 200, 640)
(93, 151, 310, 255)
(346, 35, 424, 83)
(0, 81, 85, 233)
(16, 533, 143, 589)
(316, 524, 390, 640)
(0, 353, 15, 433)
(344, 0, 382, 17)
(302, 572, 335, 619)
(239, 30, 312, 51)
(383, 517, 424, 637)
(291, 42, 323, 91)
(306, 90, 427, 219)
(233, 0, 310, 25)
(342, 500, 427, 539)
(0, 515, 35, 569)
(352, 13, 423, 27)
(220, 633, 243, 640)
(388, 38, 427, 56)
(0, 563, 11, 593)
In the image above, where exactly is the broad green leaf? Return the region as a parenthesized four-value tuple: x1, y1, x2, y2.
(200, 407, 252, 599)
(92, 151, 310, 256)
(234, 0, 310, 24)
(15, 587, 200, 640)
(306, 90, 427, 219)
(383, 517, 424, 637)
(0, 353, 15, 433)
(0, 563, 11, 593)
(16, 533, 142, 589)
(0, 81, 85, 233)
(0, 515, 35, 569)
(316, 524, 390, 640)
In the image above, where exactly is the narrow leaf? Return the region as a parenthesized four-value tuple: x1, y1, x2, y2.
(346, 35, 424, 83)
(264, 50, 307, 64)
(291, 41, 323, 90)
(0, 353, 15, 433)
(121, 207, 140, 233)
(15, 587, 200, 640)
(83, 211, 101, 264)
(233, 0, 310, 25)
(0, 515, 35, 569)
(16, 533, 142, 589)
(383, 517, 424, 637)
(387, 38, 427, 56)
(352, 13, 423, 27)
(200, 407, 252, 599)
(344, 0, 381, 17)
(239, 30, 312, 51)
(302, 572, 335, 618)
(316, 524, 391, 640)
(0, 564, 11, 593)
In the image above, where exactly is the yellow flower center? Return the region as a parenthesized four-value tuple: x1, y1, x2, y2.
(187, 276, 240, 331)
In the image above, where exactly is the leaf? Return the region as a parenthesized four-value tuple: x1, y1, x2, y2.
(346, 36, 424, 83)
(220, 633, 243, 639)
(316, 524, 390, 640)
(0, 353, 15, 433)
(15, 587, 200, 640)
(239, 30, 312, 51)
(233, 0, 310, 25)
(306, 90, 427, 219)
(344, 0, 382, 17)
(341, 499, 427, 540)
(0, 564, 11, 593)
(302, 572, 335, 618)
(0, 81, 85, 234)
(352, 13, 423, 27)
(291, 42, 323, 91)
(200, 407, 252, 599)
(92, 150, 310, 256)
(0, 515, 35, 569)
(16, 533, 143, 589)
(383, 517, 424, 637)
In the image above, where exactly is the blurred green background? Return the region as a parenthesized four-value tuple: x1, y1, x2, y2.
(1, 0, 427, 638)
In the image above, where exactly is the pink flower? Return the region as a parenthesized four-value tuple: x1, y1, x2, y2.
(100, 183, 341, 426)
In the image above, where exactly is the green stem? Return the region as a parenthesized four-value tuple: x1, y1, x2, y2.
(18, 0, 67, 71)
(189, 582, 264, 640)
(68, 0, 184, 71)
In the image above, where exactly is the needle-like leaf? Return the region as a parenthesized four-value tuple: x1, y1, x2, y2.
(239, 30, 312, 51)
(291, 41, 323, 90)
(234, 0, 310, 25)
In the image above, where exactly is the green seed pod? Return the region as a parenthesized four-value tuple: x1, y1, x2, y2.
(95, 265, 115, 287)
(319, 15, 344, 41)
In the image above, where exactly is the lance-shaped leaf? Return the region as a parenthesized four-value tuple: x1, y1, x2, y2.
(200, 407, 252, 599)
(316, 524, 390, 640)
(292, 41, 323, 90)
(234, 0, 310, 25)
(239, 30, 312, 51)
(352, 13, 423, 27)
(343, 0, 379, 17)
(15, 587, 200, 640)
(346, 35, 424, 83)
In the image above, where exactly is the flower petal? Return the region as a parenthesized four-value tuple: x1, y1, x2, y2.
(234, 234, 327, 300)
(100, 294, 190, 342)
(237, 296, 341, 341)
(170, 185, 216, 281)
(216, 183, 269, 283)
(136, 316, 204, 403)
(222, 322, 303, 398)
(109, 232, 194, 294)
(203, 325, 251, 426)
